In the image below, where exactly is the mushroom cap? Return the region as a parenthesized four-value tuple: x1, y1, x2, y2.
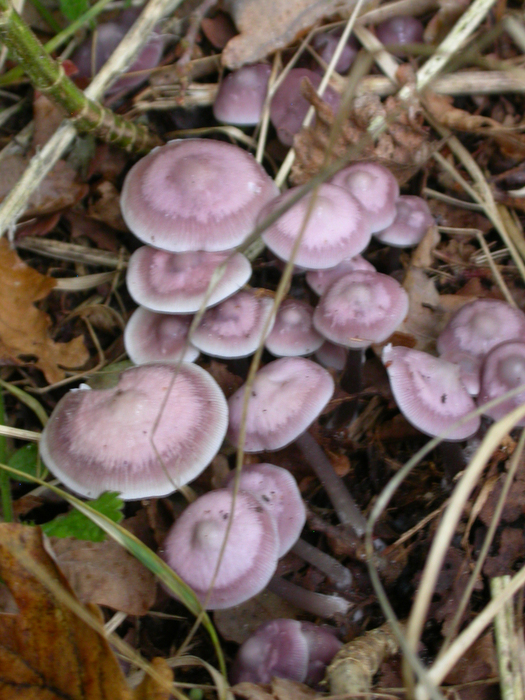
(124, 307, 199, 365)
(313, 270, 409, 348)
(312, 29, 359, 75)
(300, 622, 343, 687)
(227, 357, 334, 452)
(374, 195, 434, 247)
(478, 340, 525, 425)
(162, 488, 279, 609)
(329, 162, 399, 233)
(315, 341, 348, 371)
(224, 462, 306, 555)
(375, 15, 424, 48)
(382, 345, 480, 440)
(230, 619, 309, 684)
(127, 247, 252, 314)
(265, 299, 324, 357)
(260, 184, 371, 270)
(213, 64, 271, 125)
(306, 255, 376, 296)
(121, 139, 279, 252)
(39, 363, 228, 499)
(437, 299, 525, 359)
(191, 289, 275, 358)
(439, 349, 482, 397)
(270, 69, 340, 146)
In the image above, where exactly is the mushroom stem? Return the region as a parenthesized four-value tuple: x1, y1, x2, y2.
(438, 441, 466, 481)
(267, 576, 350, 618)
(295, 431, 367, 537)
(292, 538, 352, 591)
(330, 348, 364, 426)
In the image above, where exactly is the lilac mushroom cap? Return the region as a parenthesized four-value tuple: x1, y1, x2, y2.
(270, 68, 340, 146)
(439, 350, 482, 397)
(478, 341, 525, 425)
(191, 289, 275, 358)
(306, 255, 375, 296)
(312, 29, 359, 74)
(265, 299, 324, 357)
(224, 462, 306, 555)
(330, 162, 399, 233)
(300, 622, 343, 686)
(162, 488, 279, 609)
(374, 195, 434, 247)
(121, 139, 279, 252)
(375, 15, 424, 50)
(126, 247, 252, 314)
(39, 364, 228, 499)
(227, 357, 334, 452)
(382, 345, 480, 440)
(437, 299, 525, 362)
(259, 184, 371, 270)
(124, 307, 199, 365)
(230, 619, 309, 684)
(315, 341, 348, 371)
(313, 270, 409, 348)
(213, 64, 271, 125)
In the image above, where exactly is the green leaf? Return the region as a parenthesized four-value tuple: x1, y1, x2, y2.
(8, 443, 45, 483)
(42, 492, 124, 542)
(59, 0, 90, 23)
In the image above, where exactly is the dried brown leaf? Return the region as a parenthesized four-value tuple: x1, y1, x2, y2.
(88, 181, 128, 232)
(0, 238, 89, 383)
(222, 0, 359, 69)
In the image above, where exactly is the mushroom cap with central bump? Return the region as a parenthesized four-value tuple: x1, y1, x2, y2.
(382, 345, 480, 441)
(162, 488, 279, 609)
(265, 298, 324, 357)
(39, 363, 228, 500)
(313, 270, 409, 348)
(127, 247, 252, 314)
(374, 195, 434, 248)
(478, 340, 525, 425)
(260, 184, 371, 270)
(330, 162, 399, 233)
(121, 139, 279, 252)
(191, 289, 275, 358)
(227, 357, 334, 452)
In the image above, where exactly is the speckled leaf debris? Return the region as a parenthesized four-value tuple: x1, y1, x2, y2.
(222, 0, 367, 69)
(0, 238, 88, 383)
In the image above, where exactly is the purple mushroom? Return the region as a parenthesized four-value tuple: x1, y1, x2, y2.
(478, 340, 525, 426)
(265, 298, 324, 357)
(124, 307, 199, 365)
(213, 64, 272, 125)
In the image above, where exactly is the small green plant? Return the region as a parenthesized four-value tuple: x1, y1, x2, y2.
(42, 491, 124, 541)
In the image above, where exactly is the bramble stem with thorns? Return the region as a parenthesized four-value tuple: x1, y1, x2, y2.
(0, 0, 161, 153)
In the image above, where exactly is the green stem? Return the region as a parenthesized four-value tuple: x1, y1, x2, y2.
(0, 392, 13, 522)
(0, 1, 161, 153)
(0, 0, 114, 87)
(28, 0, 62, 34)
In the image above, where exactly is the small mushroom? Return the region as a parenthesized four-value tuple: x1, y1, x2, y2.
(374, 195, 434, 248)
(265, 298, 324, 357)
(375, 15, 424, 53)
(306, 255, 376, 296)
(478, 340, 525, 425)
(213, 64, 271, 125)
(124, 307, 199, 365)
(311, 29, 359, 74)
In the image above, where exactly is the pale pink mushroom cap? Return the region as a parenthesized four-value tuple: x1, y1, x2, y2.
(162, 488, 279, 609)
(375, 15, 424, 47)
(126, 247, 252, 313)
(213, 64, 271, 125)
(230, 619, 309, 684)
(312, 30, 359, 74)
(478, 341, 525, 425)
(39, 364, 228, 499)
(315, 341, 348, 371)
(440, 350, 482, 397)
(374, 195, 434, 247)
(121, 139, 279, 252)
(313, 270, 409, 348)
(382, 345, 480, 440)
(437, 299, 525, 360)
(306, 255, 375, 296)
(265, 299, 324, 357)
(225, 462, 306, 555)
(227, 357, 334, 452)
(260, 184, 371, 270)
(191, 289, 275, 358)
(330, 162, 399, 233)
(270, 69, 340, 146)
(300, 622, 343, 686)
(124, 307, 199, 365)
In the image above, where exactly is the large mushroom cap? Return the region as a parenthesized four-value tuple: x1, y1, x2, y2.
(260, 184, 371, 270)
(124, 307, 199, 365)
(121, 139, 279, 252)
(330, 162, 399, 233)
(39, 364, 228, 499)
(225, 462, 306, 555)
(127, 247, 252, 314)
(227, 357, 334, 452)
(162, 488, 279, 609)
(313, 270, 409, 348)
(478, 340, 525, 425)
(382, 345, 480, 441)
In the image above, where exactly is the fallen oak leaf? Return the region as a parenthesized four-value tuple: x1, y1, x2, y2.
(0, 238, 89, 383)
